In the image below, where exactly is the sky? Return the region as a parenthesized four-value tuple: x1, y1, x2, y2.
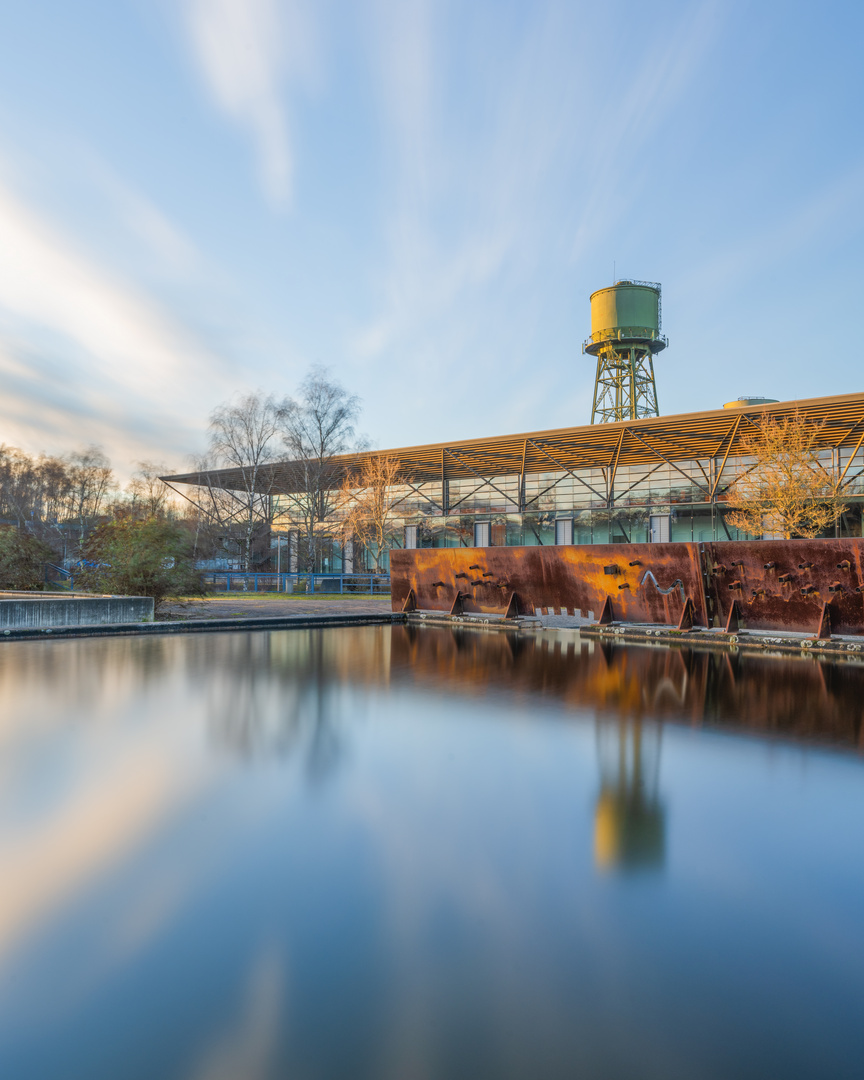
(0, 0, 862, 479)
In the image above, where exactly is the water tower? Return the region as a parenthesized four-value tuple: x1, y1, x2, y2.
(583, 280, 667, 423)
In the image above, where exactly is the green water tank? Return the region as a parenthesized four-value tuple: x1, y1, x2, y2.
(585, 280, 667, 355)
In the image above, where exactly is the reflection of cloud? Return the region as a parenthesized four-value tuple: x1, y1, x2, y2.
(0, 751, 189, 964)
(183, 0, 319, 207)
(191, 946, 284, 1080)
(107, 872, 197, 963)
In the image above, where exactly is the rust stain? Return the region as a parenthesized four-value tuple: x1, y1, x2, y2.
(391, 538, 864, 636)
(391, 542, 707, 627)
(705, 540, 864, 636)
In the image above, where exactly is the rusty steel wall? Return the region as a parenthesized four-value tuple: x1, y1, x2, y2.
(704, 540, 864, 636)
(390, 538, 864, 636)
(390, 543, 708, 627)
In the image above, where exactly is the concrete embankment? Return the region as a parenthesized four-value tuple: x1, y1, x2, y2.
(0, 593, 154, 629)
(579, 622, 864, 660)
(0, 611, 406, 641)
(404, 610, 864, 660)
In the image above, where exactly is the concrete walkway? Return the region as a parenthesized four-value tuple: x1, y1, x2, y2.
(160, 594, 393, 620)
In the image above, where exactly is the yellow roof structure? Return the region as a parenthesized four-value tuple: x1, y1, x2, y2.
(162, 391, 864, 494)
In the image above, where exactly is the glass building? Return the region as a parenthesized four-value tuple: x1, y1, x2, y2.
(166, 392, 864, 572)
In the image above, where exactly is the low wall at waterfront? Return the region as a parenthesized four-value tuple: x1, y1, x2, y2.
(0, 593, 154, 628)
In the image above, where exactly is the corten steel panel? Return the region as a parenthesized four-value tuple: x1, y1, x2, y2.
(705, 539, 864, 636)
(390, 543, 708, 627)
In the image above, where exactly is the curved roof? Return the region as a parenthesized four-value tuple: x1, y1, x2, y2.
(162, 391, 864, 495)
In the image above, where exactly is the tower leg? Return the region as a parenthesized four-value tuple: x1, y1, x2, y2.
(589, 343, 660, 424)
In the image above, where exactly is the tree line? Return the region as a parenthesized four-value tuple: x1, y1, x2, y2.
(0, 364, 402, 600)
(0, 447, 174, 551)
(0, 444, 199, 601)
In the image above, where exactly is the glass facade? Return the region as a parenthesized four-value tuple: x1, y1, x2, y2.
(270, 442, 864, 572)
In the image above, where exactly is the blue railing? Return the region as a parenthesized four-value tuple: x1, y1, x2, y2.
(202, 572, 391, 595)
(44, 563, 75, 590)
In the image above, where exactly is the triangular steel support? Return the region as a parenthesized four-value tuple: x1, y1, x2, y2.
(677, 596, 696, 631)
(724, 601, 741, 634)
(503, 592, 520, 620)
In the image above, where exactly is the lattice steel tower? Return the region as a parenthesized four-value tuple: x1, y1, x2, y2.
(583, 280, 667, 424)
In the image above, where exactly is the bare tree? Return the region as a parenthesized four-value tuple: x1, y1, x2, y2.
(126, 461, 175, 518)
(206, 392, 286, 571)
(281, 367, 361, 573)
(35, 455, 73, 540)
(723, 411, 848, 538)
(0, 445, 107, 559)
(0, 446, 39, 529)
(341, 454, 404, 571)
(65, 446, 115, 547)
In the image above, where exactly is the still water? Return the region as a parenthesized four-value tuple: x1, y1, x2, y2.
(1, 625, 863, 1079)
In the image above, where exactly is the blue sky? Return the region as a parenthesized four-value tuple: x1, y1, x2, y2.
(0, 0, 862, 477)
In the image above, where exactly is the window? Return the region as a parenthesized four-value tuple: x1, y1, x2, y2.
(474, 521, 491, 547)
(649, 515, 670, 543)
(554, 518, 573, 546)
(404, 525, 418, 549)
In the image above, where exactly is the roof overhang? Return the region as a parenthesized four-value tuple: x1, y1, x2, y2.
(161, 391, 864, 495)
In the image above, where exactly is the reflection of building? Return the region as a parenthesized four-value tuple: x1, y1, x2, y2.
(165, 391, 864, 572)
(594, 718, 665, 872)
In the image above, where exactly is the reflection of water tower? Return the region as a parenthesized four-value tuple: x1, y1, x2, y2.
(583, 280, 667, 423)
(594, 718, 665, 871)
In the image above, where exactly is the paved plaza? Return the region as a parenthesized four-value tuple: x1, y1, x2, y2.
(160, 593, 393, 620)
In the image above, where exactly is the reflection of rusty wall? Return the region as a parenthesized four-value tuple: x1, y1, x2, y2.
(391, 539, 864, 636)
(389, 626, 864, 750)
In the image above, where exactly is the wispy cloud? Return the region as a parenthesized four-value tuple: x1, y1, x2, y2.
(91, 167, 199, 276)
(0, 176, 230, 470)
(570, 0, 722, 260)
(182, 0, 319, 207)
(346, 1, 725, 440)
(679, 160, 864, 298)
(348, 3, 590, 432)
